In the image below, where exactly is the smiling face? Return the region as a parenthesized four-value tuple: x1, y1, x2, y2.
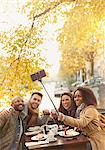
(11, 96, 24, 112)
(61, 94, 71, 110)
(74, 90, 83, 107)
(29, 94, 42, 109)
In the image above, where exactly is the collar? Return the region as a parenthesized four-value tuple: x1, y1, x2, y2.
(77, 103, 86, 111)
(9, 107, 27, 120)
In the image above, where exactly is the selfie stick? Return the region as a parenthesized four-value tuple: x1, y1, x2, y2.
(39, 79, 59, 115)
(31, 71, 59, 115)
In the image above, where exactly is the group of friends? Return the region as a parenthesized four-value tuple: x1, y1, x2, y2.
(0, 86, 105, 150)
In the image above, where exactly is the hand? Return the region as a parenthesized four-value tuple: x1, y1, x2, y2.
(51, 109, 58, 119)
(58, 112, 66, 122)
(43, 109, 50, 115)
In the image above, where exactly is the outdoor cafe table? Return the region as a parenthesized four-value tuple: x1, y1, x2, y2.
(25, 134, 89, 150)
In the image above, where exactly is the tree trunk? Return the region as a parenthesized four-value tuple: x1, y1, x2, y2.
(90, 57, 94, 77)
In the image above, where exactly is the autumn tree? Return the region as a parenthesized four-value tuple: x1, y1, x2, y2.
(58, 0, 105, 80)
(0, 0, 75, 98)
(0, 0, 105, 98)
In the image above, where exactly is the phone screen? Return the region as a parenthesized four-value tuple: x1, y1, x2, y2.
(31, 70, 46, 81)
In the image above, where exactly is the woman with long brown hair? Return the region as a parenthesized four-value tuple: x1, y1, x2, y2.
(58, 92, 76, 117)
(51, 92, 77, 128)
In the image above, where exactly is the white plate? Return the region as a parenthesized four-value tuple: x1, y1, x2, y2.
(25, 138, 57, 148)
(25, 142, 38, 147)
(25, 140, 49, 147)
(58, 125, 65, 131)
(31, 134, 48, 141)
(58, 125, 69, 131)
(25, 130, 42, 136)
(27, 126, 41, 132)
(48, 137, 57, 143)
(58, 129, 80, 137)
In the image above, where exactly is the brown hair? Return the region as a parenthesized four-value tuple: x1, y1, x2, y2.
(58, 92, 76, 117)
(74, 87, 97, 106)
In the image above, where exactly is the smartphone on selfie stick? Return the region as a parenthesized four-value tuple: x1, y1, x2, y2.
(30, 69, 59, 115)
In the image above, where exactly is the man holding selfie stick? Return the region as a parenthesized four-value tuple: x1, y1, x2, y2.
(24, 91, 50, 128)
(24, 92, 43, 128)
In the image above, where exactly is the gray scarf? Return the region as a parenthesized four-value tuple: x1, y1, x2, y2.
(75, 103, 86, 118)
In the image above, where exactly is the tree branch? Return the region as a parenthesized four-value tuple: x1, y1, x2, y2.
(24, 0, 75, 45)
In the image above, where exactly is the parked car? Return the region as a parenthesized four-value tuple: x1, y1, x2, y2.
(77, 79, 94, 87)
(77, 77, 105, 87)
(54, 87, 70, 97)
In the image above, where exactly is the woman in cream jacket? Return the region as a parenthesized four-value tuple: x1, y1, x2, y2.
(54, 87, 105, 150)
